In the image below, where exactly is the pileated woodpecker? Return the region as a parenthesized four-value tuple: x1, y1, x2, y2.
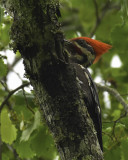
(65, 37, 112, 151)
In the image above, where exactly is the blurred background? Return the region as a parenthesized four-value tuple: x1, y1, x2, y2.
(0, 0, 128, 160)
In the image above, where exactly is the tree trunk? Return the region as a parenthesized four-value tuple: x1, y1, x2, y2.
(1, 0, 103, 159)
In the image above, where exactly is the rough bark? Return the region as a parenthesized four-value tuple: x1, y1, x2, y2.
(1, 0, 103, 159)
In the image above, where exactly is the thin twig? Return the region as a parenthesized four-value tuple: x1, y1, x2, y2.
(96, 83, 128, 114)
(12, 69, 23, 81)
(96, 83, 128, 139)
(96, 83, 128, 138)
(0, 83, 30, 112)
(22, 88, 35, 114)
(90, 0, 110, 37)
(112, 111, 127, 138)
(92, 0, 100, 22)
(90, 1, 120, 37)
(7, 57, 21, 73)
(120, 93, 128, 97)
(7, 144, 21, 160)
(102, 131, 113, 140)
(0, 80, 9, 92)
(0, 80, 13, 110)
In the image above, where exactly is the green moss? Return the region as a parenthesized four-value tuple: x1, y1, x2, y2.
(54, 126, 66, 142)
(3, 0, 60, 62)
(82, 155, 93, 160)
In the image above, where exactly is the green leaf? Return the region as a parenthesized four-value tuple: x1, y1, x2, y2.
(14, 104, 33, 121)
(111, 109, 121, 120)
(104, 145, 121, 160)
(13, 91, 35, 121)
(0, 7, 12, 50)
(20, 110, 41, 141)
(96, 9, 122, 41)
(0, 109, 17, 144)
(103, 134, 111, 149)
(31, 126, 57, 159)
(2, 153, 9, 160)
(114, 123, 125, 139)
(14, 137, 35, 159)
(121, 139, 128, 160)
(2, 143, 15, 159)
(0, 59, 7, 77)
(120, 116, 128, 129)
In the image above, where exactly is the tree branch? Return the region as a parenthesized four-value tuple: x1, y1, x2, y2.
(0, 82, 30, 112)
(89, 0, 108, 37)
(96, 83, 128, 114)
(22, 87, 35, 114)
(96, 83, 128, 139)
(7, 56, 21, 75)
(90, 1, 120, 37)
(92, 0, 100, 22)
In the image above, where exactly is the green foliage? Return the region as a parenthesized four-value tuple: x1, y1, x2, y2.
(1, 109, 17, 144)
(121, 139, 128, 160)
(0, 0, 128, 160)
(2, 154, 10, 160)
(30, 126, 57, 159)
(0, 59, 7, 77)
(104, 145, 121, 160)
(111, 23, 128, 53)
(14, 138, 35, 159)
(0, 7, 12, 50)
(20, 110, 41, 141)
(0, 90, 58, 160)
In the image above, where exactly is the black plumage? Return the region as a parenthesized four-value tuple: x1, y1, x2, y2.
(73, 63, 103, 151)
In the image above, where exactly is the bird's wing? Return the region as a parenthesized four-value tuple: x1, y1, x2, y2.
(73, 63, 103, 151)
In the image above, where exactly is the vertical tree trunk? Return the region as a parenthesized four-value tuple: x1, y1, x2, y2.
(1, 0, 103, 159)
